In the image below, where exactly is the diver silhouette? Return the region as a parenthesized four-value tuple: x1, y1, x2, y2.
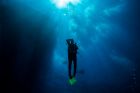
(66, 39, 78, 79)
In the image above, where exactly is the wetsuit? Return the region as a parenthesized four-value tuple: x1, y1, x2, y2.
(67, 39, 78, 79)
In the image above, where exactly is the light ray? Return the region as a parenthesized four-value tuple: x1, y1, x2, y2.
(51, 0, 80, 8)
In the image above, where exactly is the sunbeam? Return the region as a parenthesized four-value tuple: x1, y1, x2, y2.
(51, 0, 80, 8)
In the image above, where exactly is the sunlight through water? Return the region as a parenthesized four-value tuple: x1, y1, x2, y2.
(51, 0, 80, 8)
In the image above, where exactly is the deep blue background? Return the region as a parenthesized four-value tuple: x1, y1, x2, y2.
(0, 0, 140, 93)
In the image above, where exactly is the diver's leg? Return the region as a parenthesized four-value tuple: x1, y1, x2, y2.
(73, 56, 77, 77)
(68, 58, 72, 79)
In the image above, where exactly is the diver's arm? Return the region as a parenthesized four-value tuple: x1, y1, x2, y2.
(66, 39, 72, 45)
(66, 39, 70, 45)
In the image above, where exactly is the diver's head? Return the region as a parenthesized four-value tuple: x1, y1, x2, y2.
(71, 39, 74, 44)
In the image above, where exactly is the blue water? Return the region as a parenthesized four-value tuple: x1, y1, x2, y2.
(0, 0, 139, 93)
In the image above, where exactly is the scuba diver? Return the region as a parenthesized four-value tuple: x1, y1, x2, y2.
(66, 39, 78, 80)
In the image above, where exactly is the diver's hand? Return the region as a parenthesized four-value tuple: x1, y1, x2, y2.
(66, 39, 73, 41)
